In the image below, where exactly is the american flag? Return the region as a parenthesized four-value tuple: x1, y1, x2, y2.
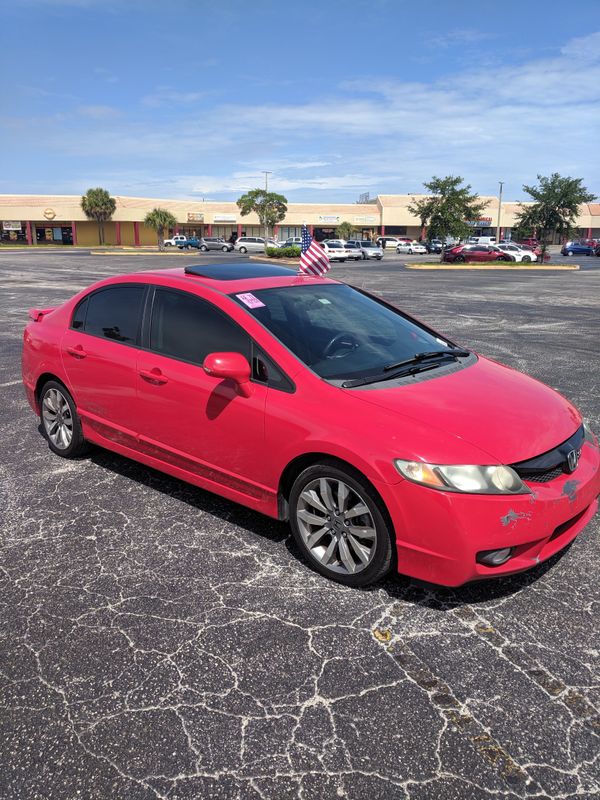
(299, 224, 330, 276)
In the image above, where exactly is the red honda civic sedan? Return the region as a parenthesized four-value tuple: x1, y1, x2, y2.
(22, 263, 600, 587)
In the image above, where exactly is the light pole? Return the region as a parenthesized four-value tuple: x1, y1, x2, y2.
(496, 181, 504, 243)
(262, 171, 272, 242)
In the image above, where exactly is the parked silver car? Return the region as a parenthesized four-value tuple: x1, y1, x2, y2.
(234, 236, 267, 253)
(343, 242, 363, 261)
(199, 237, 234, 252)
(346, 240, 383, 260)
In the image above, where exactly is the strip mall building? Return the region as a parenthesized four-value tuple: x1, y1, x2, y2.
(1, 193, 599, 246)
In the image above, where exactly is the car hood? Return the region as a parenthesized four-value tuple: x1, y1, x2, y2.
(346, 355, 581, 465)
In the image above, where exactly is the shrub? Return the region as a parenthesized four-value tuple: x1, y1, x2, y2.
(265, 246, 301, 258)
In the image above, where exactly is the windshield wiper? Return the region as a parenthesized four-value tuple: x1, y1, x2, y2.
(383, 348, 470, 372)
(341, 348, 471, 389)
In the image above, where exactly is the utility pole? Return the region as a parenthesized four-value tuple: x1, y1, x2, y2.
(261, 170, 272, 242)
(496, 181, 504, 243)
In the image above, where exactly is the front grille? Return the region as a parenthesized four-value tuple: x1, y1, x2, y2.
(511, 425, 584, 484)
(516, 465, 564, 483)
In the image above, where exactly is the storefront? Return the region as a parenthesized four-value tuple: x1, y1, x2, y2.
(1, 220, 26, 243)
(35, 223, 73, 244)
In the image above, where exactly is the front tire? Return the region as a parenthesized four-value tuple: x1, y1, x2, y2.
(522, 255, 531, 262)
(289, 462, 394, 587)
(222, 245, 229, 251)
(567, 250, 573, 256)
(40, 381, 88, 458)
(200, 245, 208, 252)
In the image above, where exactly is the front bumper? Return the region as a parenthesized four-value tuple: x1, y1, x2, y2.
(376, 441, 600, 586)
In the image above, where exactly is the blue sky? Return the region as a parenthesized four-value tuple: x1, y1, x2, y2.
(2, 0, 600, 202)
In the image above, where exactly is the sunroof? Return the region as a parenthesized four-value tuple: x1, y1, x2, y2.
(184, 263, 297, 281)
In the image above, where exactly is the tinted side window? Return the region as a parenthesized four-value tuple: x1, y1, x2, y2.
(84, 286, 145, 343)
(71, 296, 88, 329)
(150, 289, 250, 365)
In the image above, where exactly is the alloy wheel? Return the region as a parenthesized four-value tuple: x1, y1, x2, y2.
(42, 388, 74, 450)
(296, 477, 377, 575)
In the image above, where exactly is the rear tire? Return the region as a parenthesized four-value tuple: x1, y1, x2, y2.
(455, 255, 465, 263)
(289, 461, 394, 587)
(239, 247, 247, 253)
(39, 380, 88, 458)
(164, 242, 172, 247)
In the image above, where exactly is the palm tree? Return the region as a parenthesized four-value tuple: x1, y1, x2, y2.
(144, 208, 178, 251)
(80, 187, 116, 246)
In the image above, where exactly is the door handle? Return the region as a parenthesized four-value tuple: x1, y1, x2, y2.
(139, 368, 168, 385)
(66, 344, 87, 359)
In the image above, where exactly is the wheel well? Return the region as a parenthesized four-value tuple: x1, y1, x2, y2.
(278, 453, 382, 521)
(34, 373, 67, 409)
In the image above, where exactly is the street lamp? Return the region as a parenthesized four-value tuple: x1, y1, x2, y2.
(496, 181, 504, 243)
(261, 171, 272, 242)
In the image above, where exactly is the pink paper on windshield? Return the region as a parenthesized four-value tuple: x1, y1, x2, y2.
(236, 293, 266, 308)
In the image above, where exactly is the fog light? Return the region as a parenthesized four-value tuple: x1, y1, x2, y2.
(476, 547, 513, 567)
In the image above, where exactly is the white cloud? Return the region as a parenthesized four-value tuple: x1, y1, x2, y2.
(142, 88, 207, 107)
(77, 105, 121, 119)
(429, 29, 491, 48)
(4, 31, 600, 201)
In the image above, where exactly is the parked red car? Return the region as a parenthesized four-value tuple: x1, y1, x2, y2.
(22, 264, 600, 587)
(443, 245, 512, 263)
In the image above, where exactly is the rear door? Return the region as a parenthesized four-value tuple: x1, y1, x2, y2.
(61, 283, 146, 447)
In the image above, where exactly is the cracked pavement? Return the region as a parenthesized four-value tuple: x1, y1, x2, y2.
(1, 251, 599, 799)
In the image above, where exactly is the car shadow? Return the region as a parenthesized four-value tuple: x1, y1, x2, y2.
(84, 444, 572, 604)
(88, 446, 289, 544)
(374, 544, 572, 609)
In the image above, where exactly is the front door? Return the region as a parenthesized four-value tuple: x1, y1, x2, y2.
(135, 287, 268, 503)
(61, 283, 146, 447)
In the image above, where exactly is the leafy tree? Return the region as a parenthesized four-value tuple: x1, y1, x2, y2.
(236, 189, 288, 241)
(408, 176, 486, 260)
(337, 221, 357, 241)
(81, 187, 116, 246)
(144, 207, 177, 251)
(515, 173, 596, 260)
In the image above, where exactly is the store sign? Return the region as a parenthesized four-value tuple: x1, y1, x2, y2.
(318, 215, 340, 223)
(467, 217, 493, 227)
(353, 215, 377, 224)
(43, 208, 56, 220)
(213, 214, 237, 223)
(2, 220, 22, 231)
(187, 212, 204, 222)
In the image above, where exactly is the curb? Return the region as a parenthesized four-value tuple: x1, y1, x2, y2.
(249, 255, 299, 266)
(90, 250, 192, 256)
(405, 263, 580, 271)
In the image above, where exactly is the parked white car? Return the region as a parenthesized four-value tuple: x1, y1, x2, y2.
(164, 234, 188, 247)
(396, 241, 428, 255)
(321, 242, 352, 261)
(497, 244, 537, 262)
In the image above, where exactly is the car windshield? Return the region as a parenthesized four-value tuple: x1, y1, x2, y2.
(231, 283, 455, 382)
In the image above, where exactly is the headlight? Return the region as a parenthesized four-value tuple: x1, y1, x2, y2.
(394, 460, 529, 494)
(583, 421, 598, 447)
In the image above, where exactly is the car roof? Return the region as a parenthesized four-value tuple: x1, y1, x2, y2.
(124, 263, 339, 294)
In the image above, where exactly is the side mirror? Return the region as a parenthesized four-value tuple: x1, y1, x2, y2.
(203, 352, 252, 397)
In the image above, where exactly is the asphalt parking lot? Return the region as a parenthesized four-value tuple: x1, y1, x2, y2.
(1, 249, 599, 800)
